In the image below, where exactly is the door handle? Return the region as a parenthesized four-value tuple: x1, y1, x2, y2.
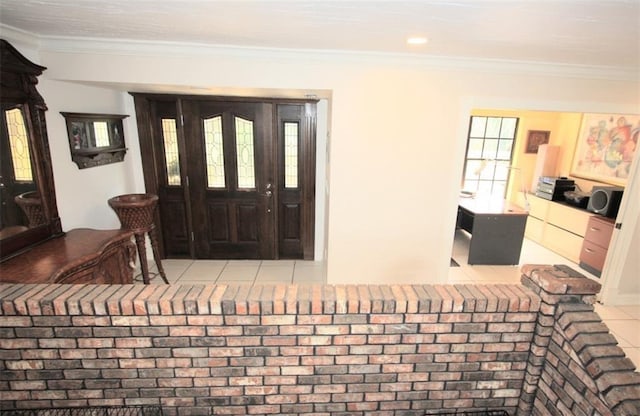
(264, 183, 273, 213)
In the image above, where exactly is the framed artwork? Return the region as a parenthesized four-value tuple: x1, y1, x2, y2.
(571, 113, 640, 186)
(525, 130, 550, 153)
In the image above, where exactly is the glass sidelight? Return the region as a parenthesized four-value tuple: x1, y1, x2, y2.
(5, 108, 33, 182)
(203, 116, 225, 188)
(235, 116, 256, 189)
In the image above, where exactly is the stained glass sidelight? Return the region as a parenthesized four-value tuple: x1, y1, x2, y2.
(161, 119, 181, 186)
(284, 122, 299, 188)
(5, 108, 33, 182)
(204, 116, 226, 188)
(235, 117, 256, 189)
(93, 121, 110, 147)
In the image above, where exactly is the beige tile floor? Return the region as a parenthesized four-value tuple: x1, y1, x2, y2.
(138, 230, 639, 368)
(144, 259, 326, 286)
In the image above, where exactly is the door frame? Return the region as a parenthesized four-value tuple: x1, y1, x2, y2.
(131, 93, 318, 260)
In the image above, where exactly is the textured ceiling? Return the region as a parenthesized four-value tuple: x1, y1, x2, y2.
(0, 0, 639, 70)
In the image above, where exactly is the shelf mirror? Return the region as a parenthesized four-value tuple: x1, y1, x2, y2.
(61, 112, 128, 169)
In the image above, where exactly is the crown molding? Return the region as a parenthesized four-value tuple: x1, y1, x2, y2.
(2, 25, 637, 82)
(0, 24, 41, 49)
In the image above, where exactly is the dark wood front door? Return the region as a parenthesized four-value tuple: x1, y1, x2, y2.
(132, 94, 316, 260)
(184, 100, 274, 259)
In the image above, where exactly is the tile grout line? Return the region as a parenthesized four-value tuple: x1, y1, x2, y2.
(214, 260, 230, 284)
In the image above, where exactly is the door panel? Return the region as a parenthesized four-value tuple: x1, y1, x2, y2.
(187, 101, 274, 259)
(277, 104, 316, 259)
(158, 191, 190, 255)
(149, 99, 192, 257)
(236, 204, 259, 241)
(208, 203, 229, 241)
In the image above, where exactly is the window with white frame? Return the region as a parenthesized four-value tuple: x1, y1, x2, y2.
(461, 116, 519, 198)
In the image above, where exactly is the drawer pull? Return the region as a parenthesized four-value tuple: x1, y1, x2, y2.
(589, 227, 601, 232)
(584, 248, 595, 253)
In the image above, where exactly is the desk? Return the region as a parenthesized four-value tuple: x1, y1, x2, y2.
(457, 198, 528, 265)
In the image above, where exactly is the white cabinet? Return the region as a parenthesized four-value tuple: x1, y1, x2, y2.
(543, 223, 585, 263)
(547, 202, 590, 237)
(520, 194, 591, 263)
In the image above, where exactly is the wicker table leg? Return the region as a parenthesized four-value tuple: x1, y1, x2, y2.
(149, 227, 169, 284)
(133, 232, 151, 284)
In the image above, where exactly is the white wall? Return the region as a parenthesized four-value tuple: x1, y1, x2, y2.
(619, 216, 640, 293)
(39, 80, 146, 231)
(7, 36, 639, 286)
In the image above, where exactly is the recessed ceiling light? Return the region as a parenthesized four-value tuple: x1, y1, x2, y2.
(407, 36, 428, 45)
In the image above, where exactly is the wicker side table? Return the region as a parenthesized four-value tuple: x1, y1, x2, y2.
(107, 193, 169, 284)
(15, 191, 46, 227)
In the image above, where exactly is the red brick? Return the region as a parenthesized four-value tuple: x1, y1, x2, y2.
(60, 348, 98, 360)
(471, 312, 505, 322)
(187, 315, 224, 325)
(440, 313, 472, 323)
(420, 323, 452, 333)
(115, 337, 152, 348)
(349, 401, 381, 411)
(334, 335, 367, 345)
(261, 315, 296, 326)
(279, 346, 314, 356)
(483, 343, 515, 352)
(244, 385, 278, 395)
(264, 375, 297, 385)
(207, 326, 242, 336)
(279, 325, 313, 335)
(315, 324, 349, 335)
(282, 385, 314, 395)
(382, 364, 413, 373)
(0, 338, 38, 349)
(367, 334, 401, 344)
(298, 335, 332, 345)
(404, 314, 438, 323)
(350, 345, 383, 355)
(369, 354, 400, 364)
(168, 326, 205, 337)
(281, 366, 314, 375)
(111, 316, 149, 326)
(418, 343, 450, 353)
(155, 358, 192, 368)
(435, 333, 468, 343)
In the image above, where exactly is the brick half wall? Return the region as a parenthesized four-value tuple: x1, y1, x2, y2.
(0, 265, 638, 416)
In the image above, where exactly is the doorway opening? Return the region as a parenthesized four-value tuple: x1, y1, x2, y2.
(132, 94, 318, 261)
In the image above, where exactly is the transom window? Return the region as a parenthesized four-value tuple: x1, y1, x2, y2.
(461, 116, 518, 198)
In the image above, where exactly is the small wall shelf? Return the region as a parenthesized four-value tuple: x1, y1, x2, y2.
(61, 112, 129, 169)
